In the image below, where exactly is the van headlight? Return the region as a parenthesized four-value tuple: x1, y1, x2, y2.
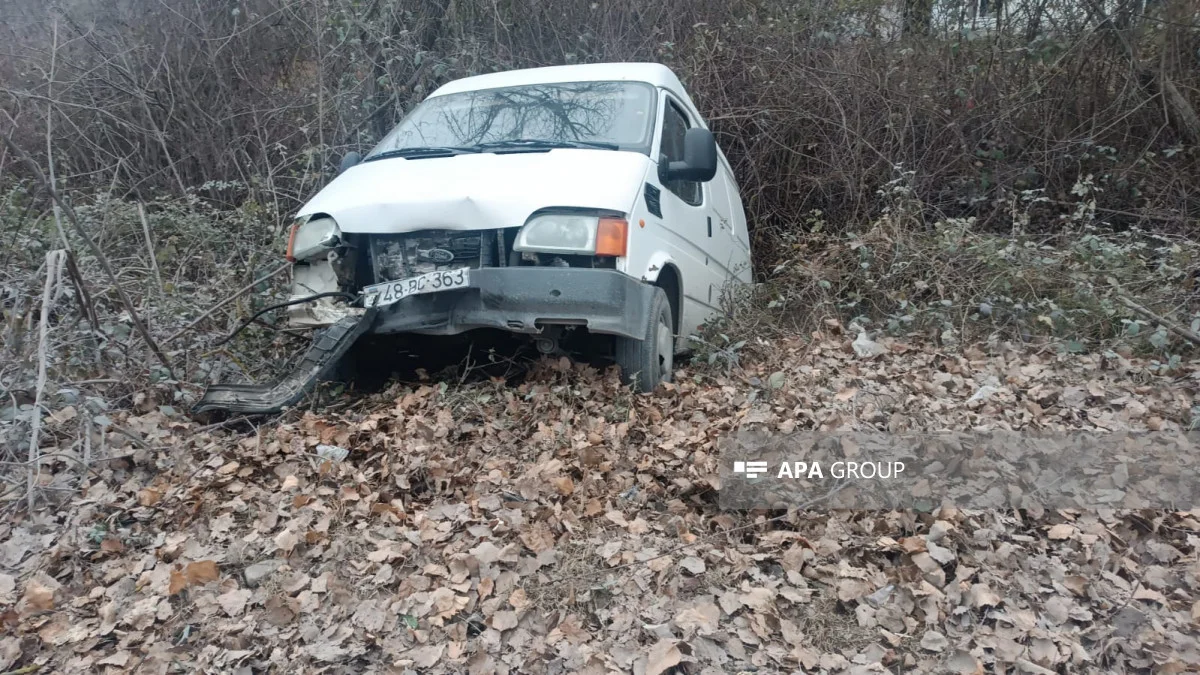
(514, 213, 628, 257)
(287, 216, 341, 261)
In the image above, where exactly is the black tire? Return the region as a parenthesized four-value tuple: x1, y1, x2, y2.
(615, 287, 674, 392)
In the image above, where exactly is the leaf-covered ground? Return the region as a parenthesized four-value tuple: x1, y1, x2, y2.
(4, 331, 1200, 674)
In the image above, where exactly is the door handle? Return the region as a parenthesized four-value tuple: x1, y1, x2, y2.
(707, 216, 712, 238)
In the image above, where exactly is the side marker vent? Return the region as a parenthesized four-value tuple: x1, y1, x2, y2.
(644, 183, 662, 218)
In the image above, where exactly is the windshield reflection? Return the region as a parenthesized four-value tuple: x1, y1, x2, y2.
(367, 81, 656, 157)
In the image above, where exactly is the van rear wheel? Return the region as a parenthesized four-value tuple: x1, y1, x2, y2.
(615, 287, 674, 392)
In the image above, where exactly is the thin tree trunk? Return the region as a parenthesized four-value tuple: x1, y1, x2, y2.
(44, 14, 70, 251)
(1158, 0, 1200, 145)
(1160, 76, 1200, 145)
(138, 203, 164, 293)
(27, 250, 67, 512)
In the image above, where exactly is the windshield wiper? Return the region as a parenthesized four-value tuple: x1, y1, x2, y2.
(364, 146, 481, 162)
(473, 139, 620, 152)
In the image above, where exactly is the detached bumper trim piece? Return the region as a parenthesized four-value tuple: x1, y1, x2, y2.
(193, 310, 376, 415)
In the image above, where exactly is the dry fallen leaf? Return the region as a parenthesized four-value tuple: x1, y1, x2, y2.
(645, 638, 682, 675)
(584, 498, 603, 517)
(217, 588, 252, 616)
(100, 537, 125, 553)
(920, 630, 949, 652)
(264, 595, 297, 626)
(968, 583, 1002, 608)
(605, 511, 628, 527)
(508, 588, 529, 610)
(137, 486, 164, 507)
(740, 587, 775, 612)
(490, 610, 519, 631)
(186, 560, 220, 585)
(675, 601, 719, 636)
(0, 574, 15, 605)
(679, 556, 706, 575)
(945, 649, 983, 674)
(1047, 524, 1075, 540)
(168, 568, 188, 595)
(553, 476, 574, 496)
(18, 578, 55, 613)
(407, 644, 445, 668)
(97, 650, 130, 667)
(1132, 586, 1168, 606)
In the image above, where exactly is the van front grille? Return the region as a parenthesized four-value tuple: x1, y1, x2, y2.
(365, 227, 614, 284)
(369, 230, 492, 283)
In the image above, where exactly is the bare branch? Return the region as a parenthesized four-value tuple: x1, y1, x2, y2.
(1, 131, 177, 379)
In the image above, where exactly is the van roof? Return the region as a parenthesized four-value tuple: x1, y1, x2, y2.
(428, 63, 701, 120)
(430, 63, 681, 96)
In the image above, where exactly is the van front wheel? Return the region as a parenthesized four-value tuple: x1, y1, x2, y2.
(615, 287, 674, 392)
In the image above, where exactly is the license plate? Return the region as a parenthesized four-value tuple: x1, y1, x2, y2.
(363, 268, 470, 308)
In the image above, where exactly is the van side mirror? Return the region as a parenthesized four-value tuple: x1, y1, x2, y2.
(339, 151, 362, 174)
(666, 128, 718, 182)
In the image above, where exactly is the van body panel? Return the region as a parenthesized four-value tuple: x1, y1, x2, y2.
(287, 62, 752, 353)
(705, 160, 753, 285)
(203, 62, 755, 412)
(624, 87, 746, 345)
(297, 149, 651, 235)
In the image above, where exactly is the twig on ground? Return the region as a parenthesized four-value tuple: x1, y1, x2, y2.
(194, 415, 252, 432)
(0, 451, 136, 474)
(1117, 295, 1200, 346)
(107, 425, 157, 451)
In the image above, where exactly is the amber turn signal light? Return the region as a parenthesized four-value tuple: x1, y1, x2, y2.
(595, 217, 628, 257)
(285, 222, 300, 262)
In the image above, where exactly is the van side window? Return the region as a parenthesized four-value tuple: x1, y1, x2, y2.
(660, 101, 702, 206)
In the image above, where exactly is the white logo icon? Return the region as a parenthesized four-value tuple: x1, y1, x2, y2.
(733, 461, 769, 479)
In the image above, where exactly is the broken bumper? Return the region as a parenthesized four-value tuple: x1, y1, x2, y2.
(371, 267, 655, 340)
(193, 311, 376, 415)
(193, 268, 653, 415)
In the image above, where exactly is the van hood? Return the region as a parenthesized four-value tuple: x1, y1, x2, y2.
(296, 150, 650, 234)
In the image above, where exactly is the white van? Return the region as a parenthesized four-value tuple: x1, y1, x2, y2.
(198, 63, 751, 413)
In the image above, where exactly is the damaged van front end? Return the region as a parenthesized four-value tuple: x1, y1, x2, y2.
(196, 72, 673, 414)
(283, 143, 659, 338)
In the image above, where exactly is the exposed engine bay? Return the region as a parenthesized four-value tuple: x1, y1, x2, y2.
(369, 230, 492, 282)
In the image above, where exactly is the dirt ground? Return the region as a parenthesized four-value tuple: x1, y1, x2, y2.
(3, 330, 1199, 674)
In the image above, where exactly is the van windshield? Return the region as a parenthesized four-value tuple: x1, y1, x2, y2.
(366, 81, 657, 158)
